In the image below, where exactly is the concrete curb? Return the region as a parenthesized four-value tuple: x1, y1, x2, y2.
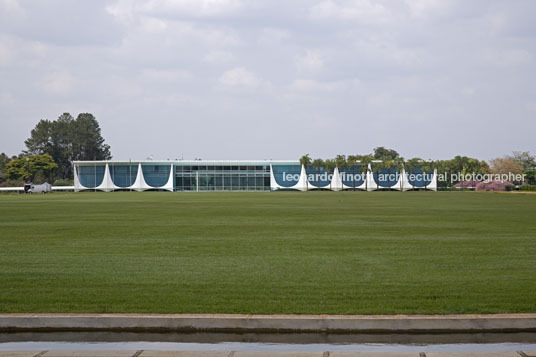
(1, 314, 536, 333)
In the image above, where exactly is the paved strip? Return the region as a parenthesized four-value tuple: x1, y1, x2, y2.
(520, 351, 536, 357)
(0, 353, 533, 357)
(426, 353, 520, 357)
(1, 314, 536, 333)
(138, 352, 232, 356)
(38, 351, 138, 357)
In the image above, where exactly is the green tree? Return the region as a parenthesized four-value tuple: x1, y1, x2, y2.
(509, 151, 535, 171)
(335, 154, 346, 168)
(6, 154, 57, 183)
(24, 113, 112, 179)
(0, 153, 11, 183)
(434, 156, 489, 189)
(72, 113, 112, 161)
(373, 147, 400, 161)
(524, 170, 536, 185)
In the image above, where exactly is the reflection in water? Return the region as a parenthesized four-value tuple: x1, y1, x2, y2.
(1, 332, 536, 352)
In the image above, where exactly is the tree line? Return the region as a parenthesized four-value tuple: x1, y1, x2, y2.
(0, 113, 111, 186)
(299, 147, 536, 188)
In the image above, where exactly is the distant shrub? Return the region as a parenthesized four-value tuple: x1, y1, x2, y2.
(504, 185, 514, 191)
(521, 184, 536, 191)
(476, 181, 513, 191)
(524, 170, 536, 185)
(53, 178, 74, 186)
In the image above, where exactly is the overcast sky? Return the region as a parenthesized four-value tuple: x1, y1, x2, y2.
(1, 0, 535, 161)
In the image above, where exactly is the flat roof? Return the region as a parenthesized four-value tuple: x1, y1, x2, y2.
(73, 160, 300, 165)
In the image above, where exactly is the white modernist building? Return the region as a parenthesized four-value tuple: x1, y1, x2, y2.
(73, 160, 437, 192)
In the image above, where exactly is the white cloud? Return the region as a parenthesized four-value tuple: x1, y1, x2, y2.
(2, 1, 536, 160)
(140, 16, 168, 33)
(525, 101, 536, 113)
(405, 0, 450, 18)
(485, 49, 532, 67)
(0, 36, 14, 66)
(309, 0, 393, 24)
(219, 67, 264, 89)
(296, 50, 324, 73)
(41, 71, 74, 94)
(105, 0, 137, 25)
(258, 27, 289, 45)
(290, 79, 347, 92)
(141, 0, 243, 18)
(141, 68, 190, 82)
(0, 91, 14, 106)
(461, 88, 476, 96)
(203, 50, 234, 64)
(0, 0, 25, 17)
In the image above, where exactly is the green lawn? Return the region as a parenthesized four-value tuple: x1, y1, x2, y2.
(0, 191, 535, 314)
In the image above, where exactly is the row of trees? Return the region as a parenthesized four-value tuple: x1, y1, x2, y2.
(299, 147, 536, 188)
(299, 147, 442, 175)
(0, 113, 111, 186)
(299, 147, 438, 190)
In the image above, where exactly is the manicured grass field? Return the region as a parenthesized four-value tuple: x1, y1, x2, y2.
(0, 191, 535, 314)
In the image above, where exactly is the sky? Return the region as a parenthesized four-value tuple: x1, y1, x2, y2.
(0, 0, 535, 161)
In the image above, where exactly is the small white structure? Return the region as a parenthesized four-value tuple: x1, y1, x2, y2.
(25, 182, 52, 193)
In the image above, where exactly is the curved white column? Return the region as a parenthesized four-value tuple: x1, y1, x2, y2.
(96, 163, 119, 192)
(330, 167, 343, 191)
(367, 164, 377, 191)
(392, 168, 403, 191)
(130, 163, 150, 191)
(400, 168, 413, 191)
(427, 169, 438, 191)
(73, 164, 82, 192)
(270, 164, 307, 191)
(162, 164, 174, 191)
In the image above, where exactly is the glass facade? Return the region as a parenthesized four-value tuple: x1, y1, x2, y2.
(142, 165, 171, 187)
(305, 166, 333, 187)
(174, 164, 270, 191)
(406, 166, 433, 188)
(339, 165, 365, 188)
(373, 166, 399, 188)
(272, 164, 301, 188)
(73, 161, 436, 192)
(109, 164, 138, 188)
(78, 165, 105, 188)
